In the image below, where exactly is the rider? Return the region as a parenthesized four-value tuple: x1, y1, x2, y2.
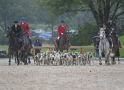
(11, 21, 24, 50)
(34, 38, 42, 55)
(19, 17, 32, 47)
(57, 20, 67, 48)
(107, 17, 122, 48)
(103, 23, 112, 49)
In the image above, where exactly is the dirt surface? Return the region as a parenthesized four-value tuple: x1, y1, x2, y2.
(0, 58, 124, 90)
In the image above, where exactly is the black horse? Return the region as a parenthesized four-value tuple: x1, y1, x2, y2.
(110, 26, 120, 64)
(7, 27, 31, 65)
(54, 29, 69, 52)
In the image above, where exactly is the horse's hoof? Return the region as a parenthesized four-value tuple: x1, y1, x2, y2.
(105, 61, 107, 64)
(107, 62, 110, 65)
(99, 63, 102, 65)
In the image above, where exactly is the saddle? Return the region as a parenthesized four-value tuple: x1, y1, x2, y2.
(16, 37, 22, 43)
(16, 36, 25, 47)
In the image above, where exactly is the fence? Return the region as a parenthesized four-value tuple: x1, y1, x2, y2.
(32, 46, 124, 55)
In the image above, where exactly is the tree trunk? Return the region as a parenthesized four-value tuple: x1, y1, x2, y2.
(52, 23, 54, 37)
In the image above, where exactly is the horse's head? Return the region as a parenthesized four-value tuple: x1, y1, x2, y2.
(110, 26, 116, 36)
(63, 29, 69, 37)
(6, 27, 13, 38)
(110, 26, 116, 42)
(99, 28, 105, 40)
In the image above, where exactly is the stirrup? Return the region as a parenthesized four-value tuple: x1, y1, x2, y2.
(21, 47, 24, 50)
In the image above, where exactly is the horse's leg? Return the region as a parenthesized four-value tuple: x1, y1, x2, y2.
(8, 50, 11, 65)
(107, 54, 110, 65)
(114, 56, 116, 64)
(25, 54, 27, 65)
(23, 52, 26, 65)
(111, 57, 113, 64)
(99, 50, 102, 65)
(25, 54, 28, 65)
(15, 54, 16, 63)
(111, 56, 115, 65)
(118, 56, 120, 64)
(105, 51, 108, 65)
(28, 56, 31, 64)
(17, 51, 20, 65)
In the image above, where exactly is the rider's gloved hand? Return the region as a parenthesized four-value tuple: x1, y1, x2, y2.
(61, 33, 63, 35)
(116, 35, 118, 37)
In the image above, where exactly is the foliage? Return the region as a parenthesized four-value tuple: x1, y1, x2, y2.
(0, 45, 8, 53)
(0, 32, 8, 45)
(37, 0, 124, 27)
(70, 22, 98, 46)
(0, 0, 39, 33)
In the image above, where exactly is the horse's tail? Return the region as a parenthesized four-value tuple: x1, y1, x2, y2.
(54, 38, 57, 48)
(23, 36, 31, 54)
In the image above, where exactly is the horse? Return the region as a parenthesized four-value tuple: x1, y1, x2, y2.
(6, 27, 31, 65)
(54, 29, 69, 52)
(99, 28, 110, 65)
(109, 26, 120, 64)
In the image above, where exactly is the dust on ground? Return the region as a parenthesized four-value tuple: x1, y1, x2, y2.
(0, 58, 124, 90)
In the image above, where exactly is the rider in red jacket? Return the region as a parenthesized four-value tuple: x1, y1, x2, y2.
(56, 20, 70, 48)
(19, 17, 32, 47)
(58, 20, 67, 39)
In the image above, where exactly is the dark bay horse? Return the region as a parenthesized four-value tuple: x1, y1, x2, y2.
(54, 29, 69, 52)
(7, 27, 31, 65)
(110, 26, 120, 64)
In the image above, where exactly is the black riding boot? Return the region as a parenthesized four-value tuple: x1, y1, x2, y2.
(109, 41, 112, 49)
(56, 40, 59, 48)
(29, 37, 32, 48)
(119, 41, 122, 48)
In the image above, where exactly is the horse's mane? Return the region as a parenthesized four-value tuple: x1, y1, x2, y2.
(21, 29, 27, 36)
(100, 28, 104, 31)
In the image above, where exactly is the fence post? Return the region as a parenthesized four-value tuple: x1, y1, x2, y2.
(80, 48, 82, 54)
(48, 48, 51, 52)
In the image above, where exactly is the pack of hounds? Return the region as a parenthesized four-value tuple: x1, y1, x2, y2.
(33, 51, 94, 66)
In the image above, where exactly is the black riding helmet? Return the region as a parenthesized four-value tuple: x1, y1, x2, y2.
(103, 22, 107, 26)
(14, 20, 18, 23)
(109, 17, 113, 20)
(61, 20, 64, 23)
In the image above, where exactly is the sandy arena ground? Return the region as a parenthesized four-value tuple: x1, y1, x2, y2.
(0, 58, 124, 90)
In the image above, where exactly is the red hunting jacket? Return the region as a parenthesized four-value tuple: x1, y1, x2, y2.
(19, 22, 30, 37)
(58, 25, 66, 37)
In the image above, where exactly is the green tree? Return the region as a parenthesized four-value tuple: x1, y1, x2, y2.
(70, 23, 98, 46)
(39, 11, 58, 37)
(36, 0, 124, 27)
(0, 0, 39, 33)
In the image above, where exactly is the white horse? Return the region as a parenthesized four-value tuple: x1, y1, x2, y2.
(99, 28, 110, 65)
